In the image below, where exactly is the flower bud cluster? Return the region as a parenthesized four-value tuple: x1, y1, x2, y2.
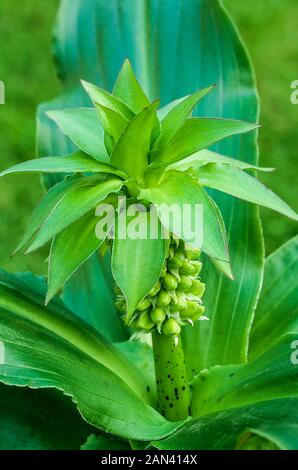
(115, 238, 206, 338)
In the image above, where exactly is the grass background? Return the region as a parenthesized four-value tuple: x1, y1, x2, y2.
(0, 0, 297, 275)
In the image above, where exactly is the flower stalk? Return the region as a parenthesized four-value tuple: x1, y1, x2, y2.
(152, 333, 190, 421)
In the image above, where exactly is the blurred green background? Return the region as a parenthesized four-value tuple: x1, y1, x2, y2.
(0, 0, 297, 275)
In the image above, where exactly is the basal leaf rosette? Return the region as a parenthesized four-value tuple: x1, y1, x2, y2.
(1, 59, 297, 338)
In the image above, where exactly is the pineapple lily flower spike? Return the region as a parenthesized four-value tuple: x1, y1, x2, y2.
(1, 59, 297, 421)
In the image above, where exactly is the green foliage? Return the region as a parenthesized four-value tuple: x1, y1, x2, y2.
(0, 0, 297, 451)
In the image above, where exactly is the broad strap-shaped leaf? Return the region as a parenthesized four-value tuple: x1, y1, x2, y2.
(0, 270, 149, 401)
(110, 102, 159, 181)
(151, 118, 258, 164)
(170, 148, 274, 172)
(191, 333, 298, 418)
(0, 152, 122, 178)
(196, 163, 298, 220)
(113, 59, 150, 114)
(47, 108, 109, 162)
(154, 85, 215, 150)
(14, 175, 98, 254)
(0, 384, 92, 450)
(249, 236, 298, 360)
(0, 274, 180, 440)
(26, 179, 123, 253)
(81, 80, 134, 119)
(139, 171, 230, 263)
(47, 210, 113, 303)
(151, 398, 298, 450)
(112, 211, 167, 320)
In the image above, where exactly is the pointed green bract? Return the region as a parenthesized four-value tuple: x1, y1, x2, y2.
(46, 109, 109, 162)
(112, 212, 167, 320)
(94, 103, 129, 151)
(157, 97, 186, 121)
(151, 118, 259, 164)
(139, 171, 229, 262)
(196, 163, 298, 221)
(0, 152, 123, 179)
(81, 80, 134, 119)
(111, 102, 159, 181)
(113, 59, 150, 114)
(26, 179, 123, 253)
(14, 176, 97, 254)
(47, 210, 113, 303)
(154, 85, 215, 150)
(170, 149, 274, 172)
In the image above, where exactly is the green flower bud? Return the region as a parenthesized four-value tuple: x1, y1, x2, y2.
(170, 293, 187, 312)
(190, 279, 205, 298)
(138, 312, 155, 330)
(180, 303, 204, 321)
(137, 297, 152, 311)
(163, 272, 178, 290)
(186, 247, 201, 260)
(162, 318, 181, 336)
(185, 300, 200, 316)
(149, 280, 161, 297)
(115, 299, 126, 312)
(192, 261, 203, 276)
(114, 285, 122, 295)
(150, 307, 166, 324)
(160, 265, 167, 277)
(177, 276, 192, 291)
(167, 255, 183, 270)
(156, 290, 171, 307)
(180, 260, 196, 276)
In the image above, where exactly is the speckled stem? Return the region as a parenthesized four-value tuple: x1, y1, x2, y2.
(152, 333, 190, 421)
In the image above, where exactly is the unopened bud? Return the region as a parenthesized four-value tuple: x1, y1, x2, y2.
(171, 293, 187, 312)
(149, 280, 161, 297)
(150, 307, 166, 324)
(191, 305, 205, 321)
(190, 280, 205, 297)
(180, 260, 196, 276)
(192, 261, 203, 276)
(160, 265, 167, 277)
(137, 297, 151, 311)
(138, 312, 155, 330)
(185, 300, 200, 316)
(178, 276, 192, 291)
(161, 318, 181, 336)
(163, 273, 178, 290)
(156, 290, 171, 307)
(115, 299, 126, 312)
(180, 303, 204, 321)
(167, 255, 183, 270)
(186, 247, 201, 260)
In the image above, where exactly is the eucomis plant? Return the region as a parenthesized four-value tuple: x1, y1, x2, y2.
(1, 60, 297, 423)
